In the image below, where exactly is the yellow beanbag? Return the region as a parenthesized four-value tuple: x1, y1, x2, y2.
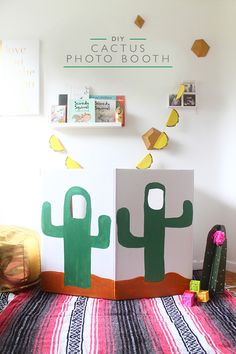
(0, 226, 40, 292)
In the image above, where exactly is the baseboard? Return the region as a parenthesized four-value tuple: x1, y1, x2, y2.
(193, 260, 236, 272)
(226, 261, 236, 272)
(193, 260, 203, 270)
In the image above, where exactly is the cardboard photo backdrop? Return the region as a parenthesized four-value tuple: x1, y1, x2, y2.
(41, 169, 193, 299)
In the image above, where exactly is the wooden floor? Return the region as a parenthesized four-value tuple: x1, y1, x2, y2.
(225, 271, 236, 295)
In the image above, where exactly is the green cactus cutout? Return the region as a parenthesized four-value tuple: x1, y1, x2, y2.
(42, 186, 111, 288)
(201, 225, 227, 296)
(117, 182, 193, 282)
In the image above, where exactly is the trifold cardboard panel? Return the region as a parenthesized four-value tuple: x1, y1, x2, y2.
(41, 169, 193, 299)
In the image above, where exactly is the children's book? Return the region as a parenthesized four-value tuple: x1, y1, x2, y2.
(70, 87, 90, 100)
(90, 96, 125, 125)
(90, 96, 116, 123)
(51, 105, 67, 123)
(68, 98, 95, 123)
(115, 96, 125, 126)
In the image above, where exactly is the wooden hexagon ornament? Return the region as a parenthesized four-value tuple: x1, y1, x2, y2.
(191, 39, 210, 57)
(135, 15, 145, 28)
(142, 128, 161, 150)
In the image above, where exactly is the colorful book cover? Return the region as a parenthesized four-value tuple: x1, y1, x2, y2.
(90, 96, 117, 123)
(70, 87, 90, 100)
(115, 96, 125, 126)
(68, 98, 95, 123)
(51, 105, 67, 123)
(90, 96, 125, 126)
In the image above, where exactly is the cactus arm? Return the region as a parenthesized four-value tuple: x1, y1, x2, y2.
(41, 201, 64, 237)
(90, 215, 111, 249)
(165, 200, 193, 228)
(117, 207, 144, 248)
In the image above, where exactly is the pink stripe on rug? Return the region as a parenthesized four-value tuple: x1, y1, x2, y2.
(52, 295, 72, 353)
(224, 290, 236, 307)
(152, 298, 181, 354)
(94, 299, 99, 354)
(33, 294, 69, 354)
(188, 300, 233, 353)
(97, 299, 108, 353)
(33, 294, 60, 354)
(140, 298, 175, 353)
(0, 288, 34, 335)
(90, 298, 97, 353)
(182, 300, 220, 353)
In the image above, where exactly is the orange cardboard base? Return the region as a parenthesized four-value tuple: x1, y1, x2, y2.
(41, 271, 190, 300)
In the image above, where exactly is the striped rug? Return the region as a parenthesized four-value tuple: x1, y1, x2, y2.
(0, 287, 235, 353)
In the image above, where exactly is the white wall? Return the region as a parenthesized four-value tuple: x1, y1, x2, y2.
(0, 0, 235, 270)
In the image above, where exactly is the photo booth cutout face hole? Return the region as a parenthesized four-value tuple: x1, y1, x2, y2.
(147, 187, 164, 210)
(72, 195, 87, 219)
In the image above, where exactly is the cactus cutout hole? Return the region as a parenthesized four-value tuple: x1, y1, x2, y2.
(72, 194, 87, 219)
(147, 187, 164, 210)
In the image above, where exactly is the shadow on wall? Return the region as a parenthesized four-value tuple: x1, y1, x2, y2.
(193, 188, 236, 271)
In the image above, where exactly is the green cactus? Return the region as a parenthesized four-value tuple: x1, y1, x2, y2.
(201, 225, 227, 296)
(42, 186, 111, 288)
(117, 182, 193, 282)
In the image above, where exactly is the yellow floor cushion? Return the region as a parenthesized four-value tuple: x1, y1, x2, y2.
(0, 226, 40, 292)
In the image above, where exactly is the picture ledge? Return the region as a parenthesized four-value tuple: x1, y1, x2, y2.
(51, 122, 123, 128)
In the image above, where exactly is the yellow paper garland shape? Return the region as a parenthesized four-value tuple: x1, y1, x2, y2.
(166, 109, 179, 127)
(49, 135, 65, 152)
(153, 132, 169, 150)
(65, 156, 83, 169)
(136, 153, 153, 169)
(176, 84, 185, 100)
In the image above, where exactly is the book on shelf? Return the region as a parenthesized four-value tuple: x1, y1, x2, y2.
(51, 92, 125, 126)
(115, 96, 125, 126)
(51, 105, 67, 123)
(90, 95, 125, 126)
(70, 87, 90, 100)
(68, 98, 95, 123)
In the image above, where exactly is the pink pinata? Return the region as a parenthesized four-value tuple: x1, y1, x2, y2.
(212, 230, 225, 246)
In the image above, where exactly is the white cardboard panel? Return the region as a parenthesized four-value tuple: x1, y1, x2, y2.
(115, 169, 194, 280)
(41, 169, 115, 280)
(41, 169, 193, 286)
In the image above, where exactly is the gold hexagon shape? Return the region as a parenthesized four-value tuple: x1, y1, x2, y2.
(191, 39, 210, 57)
(142, 127, 161, 150)
(134, 15, 145, 28)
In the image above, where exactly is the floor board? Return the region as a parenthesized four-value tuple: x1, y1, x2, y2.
(225, 271, 236, 295)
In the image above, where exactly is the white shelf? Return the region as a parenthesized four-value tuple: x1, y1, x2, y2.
(51, 122, 123, 129)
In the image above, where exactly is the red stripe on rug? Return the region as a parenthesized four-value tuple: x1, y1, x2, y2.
(0, 288, 34, 335)
(187, 299, 234, 353)
(32, 294, 69, 354)
(140, 298, 174, 353)
(51, 295, 71, 353)
(97, 299, 107, 352)
(182, 298, 220, 353)
(151, 298, 181, 353)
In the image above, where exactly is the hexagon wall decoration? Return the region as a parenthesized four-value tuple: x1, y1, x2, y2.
(191, 39, 210, 57)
